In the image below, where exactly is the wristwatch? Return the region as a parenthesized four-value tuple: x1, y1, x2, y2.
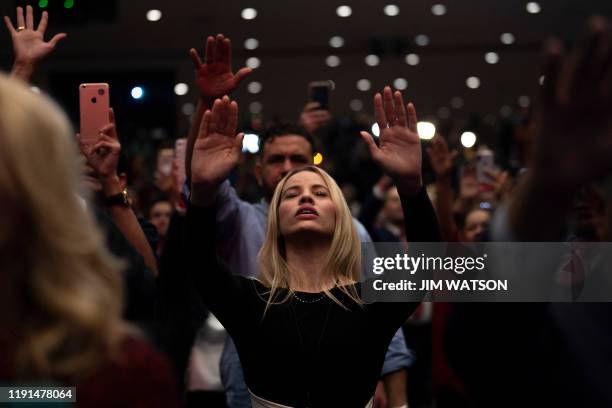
(105, 188, 130, 207)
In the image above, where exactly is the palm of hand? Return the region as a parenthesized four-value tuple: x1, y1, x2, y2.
(13, 31, 53, 62)
(192, 132, 238, 185)
(196, 63, 238, 99)
(377, 125, 422, 179)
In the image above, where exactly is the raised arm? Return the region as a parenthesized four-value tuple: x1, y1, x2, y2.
(509, 17, 612, 240)
(79, 109, 158, 277)
(4, 5, 66, 82)
(427, 135, 459, 241)
(360, 86, 440, 242)
(185, 34, 251, 179)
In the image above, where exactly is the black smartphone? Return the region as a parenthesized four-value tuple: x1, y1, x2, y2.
(308, 81, 332, 110)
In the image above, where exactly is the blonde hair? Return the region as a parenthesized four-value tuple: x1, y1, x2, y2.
(258, 166, 362, 310)
(0, 74, 127, 382)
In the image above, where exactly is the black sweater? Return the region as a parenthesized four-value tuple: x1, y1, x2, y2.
(186, 187, 440, 407)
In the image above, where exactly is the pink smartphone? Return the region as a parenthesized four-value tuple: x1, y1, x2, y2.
(79, 83, 110, 145)
(157, 148, 174, 176)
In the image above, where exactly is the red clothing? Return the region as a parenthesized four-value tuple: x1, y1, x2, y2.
(0, 335, 181, 407)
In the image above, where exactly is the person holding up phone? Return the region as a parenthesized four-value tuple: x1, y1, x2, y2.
(3, 5, 66, 82)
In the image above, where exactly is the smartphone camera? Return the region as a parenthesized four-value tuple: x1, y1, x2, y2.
(91, 97, 97, 104)
(97, 89, 105, 96)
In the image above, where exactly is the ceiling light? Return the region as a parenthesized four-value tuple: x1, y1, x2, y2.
(365, 54, 380, 66)
(466, 76, 481, 89)
(431, 4, 447, 16)
(485, 52, 500, 64)
(244, 38, 259, 50)
(417, 122, 436, 140)
(405, 53, 420, 66)
(146, 9, 162, 22)
(329, 36, 344, 48)
(336, 5, 352, 17)
(415, 34, 430, 46)
(393, 78, 407, 90)
(357, 79, 371, 91)
(246, 57, 261, 69)
(384, 4, 400, 16)
(241, 8, 257, 20)
(247, 81, 262, 94)
(526, 2, 541, 14)
(500, 32, 515, 45)
(174, 83, 189, 96)
(461, 131, 477, 148)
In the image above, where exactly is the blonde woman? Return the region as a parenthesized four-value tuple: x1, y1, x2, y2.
(187, 87, 439, 407)
(0, 74, 178, 406)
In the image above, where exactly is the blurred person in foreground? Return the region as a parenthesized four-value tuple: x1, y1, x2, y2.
(0, 73, 179, 406)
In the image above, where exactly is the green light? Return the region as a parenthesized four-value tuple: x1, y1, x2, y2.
(39, 0, 49, 8)
(64, 0, 74, 9)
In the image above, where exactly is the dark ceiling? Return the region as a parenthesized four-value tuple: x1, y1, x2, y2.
(1, 0, 611, 138)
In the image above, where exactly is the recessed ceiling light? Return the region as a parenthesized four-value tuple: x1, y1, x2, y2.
(350, 99, 364, 111)
(247, 81, 262, 94)
(326, 55, 341, 67)
(518, 95, 531, 107)
(241, 8, 257, 20)
(466, 76, 481, 89)
(174, 83, 189, 96)
(329, 36, 344, 48)
(365, 54, 380, 66)
(246, 57, 261, 69)
(431, 4, 447, 16)
(393, 78, 408, 90)
(500, 105, 513, 117)
(405, 53, 420, 66)
(485, 52, 500, 64)
(526, 2, 541, 14)
(244, 38, 259, 50)
(384, 4, 400, 16)
(417, 122, 436, 140)
(461, 131, 477, 148)
(357, 79, 371, 91)
(415, 34, 430, 46)
(249, 101, 263, 114)
(182, 103, 195, 116)
(336, 5, 352, 17)
(500, 32, 515, 45)
(146, 9, 162, 22)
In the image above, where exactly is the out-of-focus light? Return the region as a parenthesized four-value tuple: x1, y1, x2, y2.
(246, 57, 261, 69)
(432, 4, 447, 16)
(365, 54, 380, 66)
(63, 0, 74, 9)
(372, 123, 380, 137)
(405, 53, 420, 66)
(247, 81, 262, 94)
(131, 86, 144, 100)
(500, 105, 513, 117)
(242, 133, 260, 153)
(174, 83, 189, 96)
(466, 76, 481, 89)
(526, 2, 541, 14)
(357, 79, 371, 91)
(451, 97, 464, 109)
(313, 152, 324, 165)
(329, 36, 344, 48)
(249, 101, 263, 114)
(182, 103, 195, 116)
(461, 131, 477, 148)
(417, 122, 436, 140)
(438, 107, 451, 119)
(415, 34, 430, 46)
(39, 0, 48, 8)
(241, 8, 257, 20)
(500, 32, 515, 45)
(146, 9, 162, 22)
(336, 5, 352, 17)
(485, 52, 499, 64)
(393, 78, 408, 90)
(326, 55, 341, 67)
(384, 4, 400, 16)
(30, 86, 41, 94)
(244, 38, 259, 50)
(350, 99, 363, 111)
(518, 95, 531, 107)
(539, 75, 545, 85)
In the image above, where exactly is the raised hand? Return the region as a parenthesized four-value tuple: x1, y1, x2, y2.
(299, 102, 332, 133)
(190, 34, 252, 102)
(534, 16, 612, 192)
(360, 86, 422, 195)
(427, 135, 457, 178)
(79, 109, 120, 181)
(191, 96, 244, 206)
(4, 6, 66, 79)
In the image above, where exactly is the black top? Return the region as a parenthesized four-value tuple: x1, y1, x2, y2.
(186, 187, 439, 407)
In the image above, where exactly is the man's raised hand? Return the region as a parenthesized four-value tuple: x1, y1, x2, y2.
(360, 86, 423, 196)
(190, 34, 252, 102)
